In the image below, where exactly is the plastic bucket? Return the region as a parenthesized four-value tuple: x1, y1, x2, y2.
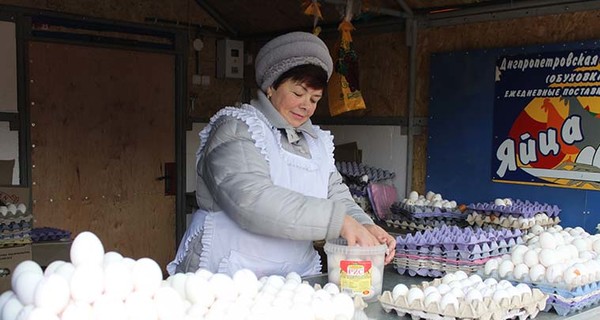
(324, 238, 386, 301)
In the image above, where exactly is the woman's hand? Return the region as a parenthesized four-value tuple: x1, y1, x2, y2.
(340, 216, 380, 247)
(364, 224, 396, 265)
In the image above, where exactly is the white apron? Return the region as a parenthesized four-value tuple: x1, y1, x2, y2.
(168, 105, 336, 278)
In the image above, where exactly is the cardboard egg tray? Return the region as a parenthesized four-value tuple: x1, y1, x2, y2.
(379, 279, 548, 320)
(31, 227, 71, 242)
(336, 161, 396, 182)
(466, 212, 560, 230)
(394, 259, 486, 277)
(395, 225, 522, 252)
(0, 220, 32, 233)
(391, 202, 466, 219)
(385, 219, 449, 231)
(466, 199, 560, 219)
(544, 290, 600, 316)
(0, 211, 33, 225)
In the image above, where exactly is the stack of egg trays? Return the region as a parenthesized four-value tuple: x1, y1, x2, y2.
(466, 199, 561, 218)
(31, 227, 72, 242)
(466, 212, 561, 230)
(336, 161, 396, 182)
(0, 209, 33, 246)
(391, 201, 465, 218)
(379, 278, 548, 320)
(394, 226, 522, 277)
(384, 220, 441, 232)
(483, 269, 600, 316)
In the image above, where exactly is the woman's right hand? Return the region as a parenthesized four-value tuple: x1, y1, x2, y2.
(340, 215, 380, 247)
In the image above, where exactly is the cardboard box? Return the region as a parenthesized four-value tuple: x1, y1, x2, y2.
(32, 241, 72, 268)
(0, 244, 32, 292)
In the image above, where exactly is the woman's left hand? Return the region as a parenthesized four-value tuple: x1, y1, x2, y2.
(364, 224, 396, 265)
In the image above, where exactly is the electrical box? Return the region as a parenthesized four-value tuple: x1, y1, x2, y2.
(216, 39, 244, 79)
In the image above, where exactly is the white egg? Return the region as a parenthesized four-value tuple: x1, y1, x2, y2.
(14, 271, 43, 305)
(0, 206, 7, 216)
(34, 273, 70, 314)
(440, 292, 459, 311)
(103, 251, 124, 268)
(441, 273, 456, 284)
(497, 280, 512, 290)
(483, 278, 497, 287)
(92, 294, 127, 320)
(43, 260, 65, 277)
(529, 264, 546, 282)
(407, 288, 424, 305)
(0, 291, 15, 316)
(15, 304, 34, 320)
(453, 271, 468, 281)
(408, 191, 419, 201)
(539, 233, 556, 250)
(449, 287, 464, 298)
(285, 271, 301, 284)
(121, 257, 136, 271)
(423, 291, 441, 307)
(510, 245, 529, 265)
(425, 191, 435, 201)
(168, 272, 188, 299)
(311, 298, 334, 320)
(209, 273, 238, 301)
(592, 239, 600, 254)
(7, 204, 16, 215)
(437, 283, 451, 295)
(154, 286, 185, 319)
(503, 198, 513, 206)
(1, 297, 23, 320)
(331, 293, 354, 319)
(512, 263, 530, 280)
(124, 291, 158, 320)
(422, 286, 438, 297)
(186, 303, 208, 318)
(132, 258, 162, 297)
(185, 273, 214, 307)
(233, 269, 259, 297)
(539, 249, 560, 267)
(515, 283, 532, 295)
(104, 260, 134, 301)
(523, 250, 539, 267)
(493, 289, 510, 304)
(61, 301, 94, 320)
(16, 204, 26, 214)
(70, 231, 105, 267)
(484, 258, 500, 275)
(494, 198, 506, 206)
(498, 260, 515, 278)
(545, 264, 565, 283)
(391, 284, 409, 301)
(70, 263, 104, 303)
(465, 289, 483, 302)
(323, 283, 340, 295)
(11, 261, 43, 289)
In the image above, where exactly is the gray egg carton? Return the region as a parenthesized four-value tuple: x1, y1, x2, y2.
(394, 260, 484, 277)
(385, 220, 442, 232)
(336, 161, 395, 182)
(467, 199, 561, 218)
(397, 244, 513, 260)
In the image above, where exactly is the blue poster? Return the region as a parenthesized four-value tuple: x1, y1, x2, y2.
(493, 49, 600, 190)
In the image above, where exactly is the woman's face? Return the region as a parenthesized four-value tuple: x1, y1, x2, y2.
(268, 79, 323, 128)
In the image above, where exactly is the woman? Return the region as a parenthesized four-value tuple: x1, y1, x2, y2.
(168, 31, 395, 277)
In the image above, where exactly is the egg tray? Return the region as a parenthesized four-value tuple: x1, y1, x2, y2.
(390, 202, 465, 218)
(395, 244, 510, 260)
(389, 214, 468, 226)
(466, 199, 560, 219)
(543, 290, 600, 316)
(394, 265, 482, 278)
(0, 235, 32, 247)
(0, 219, 32, 232)
(482, 270, 600, 298)
(30, 227, 71, 242)
(385, 219, 450, 231)
(336, 161, 396, 182)
(466, 213, 560, 230)
(396, 226, 522, 251)
(379, 281, 547, 320)
(0, 213, 33, 225)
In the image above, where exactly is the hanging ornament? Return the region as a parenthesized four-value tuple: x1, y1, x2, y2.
(302, 0, 323, 35)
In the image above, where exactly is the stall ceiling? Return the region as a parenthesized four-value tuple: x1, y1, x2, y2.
(194, 0, 581, 37)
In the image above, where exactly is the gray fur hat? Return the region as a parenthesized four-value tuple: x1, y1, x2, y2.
(255, 31, 333, 92)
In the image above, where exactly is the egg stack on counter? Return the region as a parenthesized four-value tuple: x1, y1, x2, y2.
(394, 225, 523, 278)
(466, 198, 560, 231)
(0, 231, 363, 320)
(483, 225, 600, 315)
(385, 191, 467, 232)
(379, 270, 548, 319)
(0, 203, 32, 247)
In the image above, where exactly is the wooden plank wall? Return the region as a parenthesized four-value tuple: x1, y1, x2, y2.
(28, 42, 176, 271)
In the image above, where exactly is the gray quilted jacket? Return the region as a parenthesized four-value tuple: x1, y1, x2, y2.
(195, 91, 374, 241)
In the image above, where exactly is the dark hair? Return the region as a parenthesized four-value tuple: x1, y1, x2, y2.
(271, 64, 328, 90)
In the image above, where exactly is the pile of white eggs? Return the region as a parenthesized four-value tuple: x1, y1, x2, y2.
(0, 203, 27, 217)
(0, 231, 357, 320)
(390, 271, 534, 312)
(484, 226, 600, 288)
(402, 191, 457, 210)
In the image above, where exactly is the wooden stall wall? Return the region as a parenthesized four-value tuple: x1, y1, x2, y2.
(28, 42, 176, 271)
(413, 9, 600, 194)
